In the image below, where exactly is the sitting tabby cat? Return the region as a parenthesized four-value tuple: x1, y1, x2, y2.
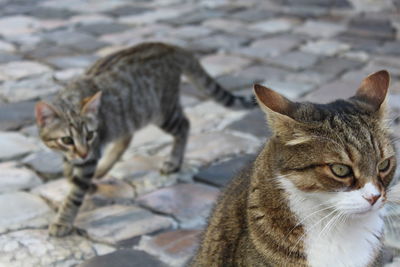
(191, 70, 397, 267)
(35, 42, 254, 237)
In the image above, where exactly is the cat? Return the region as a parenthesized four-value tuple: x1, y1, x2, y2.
(34, 42, 255, 237)
(190, 70, 397, 267)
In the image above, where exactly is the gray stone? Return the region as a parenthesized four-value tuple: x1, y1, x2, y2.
(227, 109, 271, 138)
(250, 18, 300, 34)
(45, 55, 98, 69)
(0, 60, 52, 81)
(27, 6, 77, 19)
(163, 8, 225, 26)
(0, 229, 96, 267)
(22, 150, 64, 180)
(0, 192, 54, 233)
(0, 51, 22, 64)
(23, 42, 74, 59)
(75, 205, 174, 245)
(167, 25, 214, 40)
(41, 30, 108, 53)
(286, 70, 336, 86)
(0, 100, 36, 130)
(216, 74, 256, 90)
(136, 230, 201, 267)
(0, 15, 42, 36)
(310, 57, 362, 77)
(301, 40, 350, 56)
(345, 17, 396, 41)
(236, 34, 304, 58)
(118, 7, 192, 25)
(188, 33, 249, 53)
(195, 154, 255, 187)
(0, 162, 42, 193)
(77, 22, 131, 36)
(106, 5, 152, 17)
(200, 53, 253, 77)
(378, 41, 400, 56)
(0, 131, 38, 161)
(237, 65, 292, 82)
(31, 178, 70, 209)
(268, 51, 319, 71)
(0, 73, 61, 102)
(304, 80, 359, 103)
(137, 183, 219, 228)
(78, 249, 168, 267)
(294, 20, 346, 38)
(231, 8, 276, 23)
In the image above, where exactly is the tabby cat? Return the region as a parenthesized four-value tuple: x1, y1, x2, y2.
(35, 42, 254, 237)
(191, 70, 397, 267)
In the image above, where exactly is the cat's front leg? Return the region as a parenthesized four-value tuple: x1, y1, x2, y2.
(49, 159, 97, 237)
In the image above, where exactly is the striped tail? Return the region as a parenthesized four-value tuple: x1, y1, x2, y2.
(177, 50, 256, 110)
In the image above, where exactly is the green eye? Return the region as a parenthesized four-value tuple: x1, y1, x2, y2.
(61, 136, 74, 145)
(330, 164, 352, 178)
(86, 131, 94, 141)
(378, 159, 390, 172)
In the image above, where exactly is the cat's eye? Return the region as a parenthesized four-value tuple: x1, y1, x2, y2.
(330, 164, 352, 178)
(378, 159, 390, 172)
(86, 131, 94, 141)
(61, 136, 74, 145)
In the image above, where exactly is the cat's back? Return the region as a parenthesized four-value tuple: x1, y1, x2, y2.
(86, 42, 178, 76)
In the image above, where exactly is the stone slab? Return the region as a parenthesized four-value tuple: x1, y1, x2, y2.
(0, 162, 42, 193)
(22, 150, 64, 180)
(0, 131, 38, 161)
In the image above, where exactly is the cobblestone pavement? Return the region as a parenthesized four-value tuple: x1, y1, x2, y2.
(0, 0, 400, 266)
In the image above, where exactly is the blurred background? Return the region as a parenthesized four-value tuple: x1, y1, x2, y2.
(0, 0, 400, 266)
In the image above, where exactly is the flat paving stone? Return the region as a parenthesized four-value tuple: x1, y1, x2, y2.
(195, 154, 255, 187)
(31, 178, 70, 209)
(77, 22, 132, 36)
(45, 55, 98, 69)
(0, 229, 96, 267)
(0, 100, 36, 130)
(78, 249, 168, 267)
(226, 109, 271, 139)
(0, 73, 61, 102)
(200, 53, 253, 77)
(268, 51, 319, 71)
(0, 192, 54, 233)
(75, 205, 174, 245)
(0, 162, 42, 193)
(301, 39, 350, 56)
(235, 34, 304, 58)
(304, 80, 359, 103)
(137, 183, 219, 228)
(0, 51, 22, 64)
(294, 19, 346, 38)
(237, 64, 292, 82)
(0, 15, 42, 36)
(0, 60, 52, 81)
(0, 131, 38, 161)
(22, 150, 64, 180)
(136, 229, 201, 267)
(309, 57, 362, 77)
(345, 17, 396, 41)
(189, 33, 249, 53)
(250, 18, 300, 34)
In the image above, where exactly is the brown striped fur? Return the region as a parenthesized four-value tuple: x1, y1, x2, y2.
(35, 42, 255, 237)
(191, 70, 396, 267)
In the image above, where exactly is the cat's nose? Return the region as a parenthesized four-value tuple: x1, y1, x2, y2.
(363, 194, 381, 205)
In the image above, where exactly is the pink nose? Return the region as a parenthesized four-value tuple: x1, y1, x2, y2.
(364, 194, 381, 205)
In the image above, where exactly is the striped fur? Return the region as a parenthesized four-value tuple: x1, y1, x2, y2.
(35, 42, 255, 237)
(191, 71, 396, 267)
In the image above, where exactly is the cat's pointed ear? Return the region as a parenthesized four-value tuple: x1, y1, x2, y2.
(353, 70, 390, 112)
(253, 84, 297, 118)
(35, 101, 60, 127)
(81, 91, 102, 116)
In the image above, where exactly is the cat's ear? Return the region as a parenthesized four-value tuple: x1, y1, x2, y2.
(35, 101, 60, 127)
(353, 70, 390, 112)
(81, 91, 102, 116)
(254, 84, 297, 119)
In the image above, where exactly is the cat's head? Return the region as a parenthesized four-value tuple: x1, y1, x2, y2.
(35, 91, 102, 163)
(255, 70, 397, 217)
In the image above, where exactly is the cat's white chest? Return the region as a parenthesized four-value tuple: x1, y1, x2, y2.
(304, 212, 383, 267)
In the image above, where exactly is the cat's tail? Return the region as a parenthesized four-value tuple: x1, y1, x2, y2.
(177, 49, 256, 110)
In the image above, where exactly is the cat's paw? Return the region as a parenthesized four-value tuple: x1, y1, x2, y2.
(48, 223, 73, 237)
(160, 161, 180, 174)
